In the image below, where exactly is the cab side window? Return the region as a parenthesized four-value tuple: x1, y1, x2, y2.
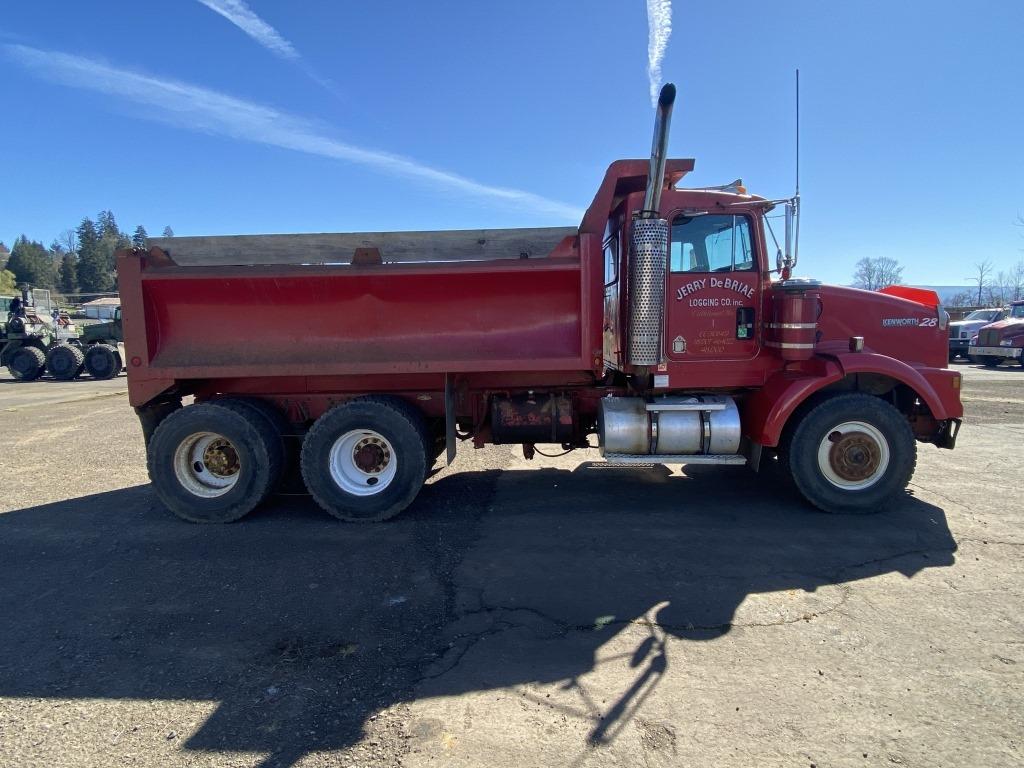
(670, 214, 754, 273)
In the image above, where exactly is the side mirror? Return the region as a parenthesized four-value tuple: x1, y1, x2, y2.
(784, 201, 794, 265)
(781, 198, 799, 277)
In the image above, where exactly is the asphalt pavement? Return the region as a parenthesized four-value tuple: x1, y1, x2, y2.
(0, 362, 1020, 767)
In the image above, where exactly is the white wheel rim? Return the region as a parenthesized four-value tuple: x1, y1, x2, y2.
(173, 431, 241, 498)
(328, 429, 397, 496)
(816, 420, 890, 491)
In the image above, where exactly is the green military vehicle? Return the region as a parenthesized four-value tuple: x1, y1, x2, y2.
(2, 286, 123, 380)
(77, 307, 124, 379)
(1, 286, 66, 380)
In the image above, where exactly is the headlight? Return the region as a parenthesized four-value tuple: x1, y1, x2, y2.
(1000, 339, 1013, 346)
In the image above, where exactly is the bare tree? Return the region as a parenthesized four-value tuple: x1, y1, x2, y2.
(852, 256, 904, 291)
(987, 273, 1010, 307)
(969, 260, 994, 306)
(56, 229, 77, 257)
(1011, 259, 1024, 302)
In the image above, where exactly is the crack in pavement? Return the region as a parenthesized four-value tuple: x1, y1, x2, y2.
(416, 545, 960, 685)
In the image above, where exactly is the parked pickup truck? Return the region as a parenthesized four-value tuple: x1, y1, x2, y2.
(972, 300, 1024, 367)
(948, 307, 1006, 360)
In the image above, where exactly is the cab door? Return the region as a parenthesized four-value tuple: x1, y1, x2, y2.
(664, 213, 760, 362)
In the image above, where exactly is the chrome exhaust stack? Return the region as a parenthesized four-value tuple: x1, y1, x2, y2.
(641, 83, 676, 215)
(628, 83, 676, 367)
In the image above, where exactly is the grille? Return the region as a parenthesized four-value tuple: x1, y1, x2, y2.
(948, 326, 958, 339)
(627, 217, 669, 366)
(980, 328, 999, 347)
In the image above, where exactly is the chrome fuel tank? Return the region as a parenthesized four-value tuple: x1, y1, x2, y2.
(599, 396, 741, 457)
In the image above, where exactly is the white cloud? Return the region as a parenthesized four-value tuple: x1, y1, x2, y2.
(4, 44, 582, 220)
(646, 0, 672, 107)
(195, 0, 298, 60)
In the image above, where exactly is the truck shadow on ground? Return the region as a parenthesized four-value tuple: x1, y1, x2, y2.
(0, 462, 956, 767)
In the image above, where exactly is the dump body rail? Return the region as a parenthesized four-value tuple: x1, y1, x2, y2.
(149, 227, 577, 266)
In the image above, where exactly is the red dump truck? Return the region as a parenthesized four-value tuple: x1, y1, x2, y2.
(117, 85, 962, 524)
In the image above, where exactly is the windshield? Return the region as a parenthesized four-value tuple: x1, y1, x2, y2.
(1012, 305, 1024, 319)
(965, 310, 998, 321)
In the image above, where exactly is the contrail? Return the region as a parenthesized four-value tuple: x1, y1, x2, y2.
(194, 0, 343, 97)
(646, 0, 672, 107)
(3, 44, 582, 220)
(194, 0, 298, 60)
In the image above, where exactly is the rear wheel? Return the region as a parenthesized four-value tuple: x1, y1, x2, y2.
(84, 343, 121, 379)
(781, 393, 916, 514)
(46, 343, 85, 380)
(214, 397, 290, 490)
(7, 346, 46, 381)
(300, 397, 430, 522)
(147, 403, 279, 523)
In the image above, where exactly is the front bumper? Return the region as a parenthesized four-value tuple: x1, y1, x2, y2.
(974, 346, 1022, 359)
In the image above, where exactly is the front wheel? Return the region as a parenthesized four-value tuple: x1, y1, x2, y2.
(7, 346, 46, 381)
(782, 393, 916, 514)
(982, 356, 1001, 368)
(300, 397, 430, 522)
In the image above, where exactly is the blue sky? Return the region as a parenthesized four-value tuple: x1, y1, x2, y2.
(1, 0, 1021, 285)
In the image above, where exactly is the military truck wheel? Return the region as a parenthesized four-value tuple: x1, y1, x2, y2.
(7, 346, 46, 381)
(46, 343, 85, 380)
(84, 343, 121, 379)
(147, 403, 280, 523)
(300, 396, 430, 522)
(782, 393, 916, 515)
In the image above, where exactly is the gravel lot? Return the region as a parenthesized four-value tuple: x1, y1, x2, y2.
(0, 362, 1020, 767)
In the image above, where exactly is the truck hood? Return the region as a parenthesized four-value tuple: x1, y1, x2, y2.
(813, 284, 946, 368)
(949, 319, 990, 336)
(949, 319, 988, 330)
(978, 318, 1024, 341)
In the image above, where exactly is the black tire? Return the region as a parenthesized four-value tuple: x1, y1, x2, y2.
(84, 343, 121, 379)
(982, 356, 1001, 368)
(781, 393, 916, 515)
(213, 397, 289, 489)
(7, 346, 46, 381)
(147, 402, 280, 523)
(46, 343, 85, 380)
(300, 396, 430, 522)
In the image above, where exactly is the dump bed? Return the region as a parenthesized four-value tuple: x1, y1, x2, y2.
(118, 226, 602, 406)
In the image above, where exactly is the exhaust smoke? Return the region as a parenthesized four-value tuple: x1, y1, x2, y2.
(646, 0, 673, 107)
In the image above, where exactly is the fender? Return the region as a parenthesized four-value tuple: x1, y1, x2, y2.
(743, 352, 959, 447)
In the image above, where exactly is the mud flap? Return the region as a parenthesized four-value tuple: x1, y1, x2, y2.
(935, 418, 961, 450)
(445, 373, 456, 466)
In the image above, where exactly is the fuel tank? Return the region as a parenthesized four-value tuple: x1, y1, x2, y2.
(598, 396, 741, 456)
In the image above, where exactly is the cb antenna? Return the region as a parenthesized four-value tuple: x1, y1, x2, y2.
(795, 68, 800, 198)
(793, 68, 801, 266)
